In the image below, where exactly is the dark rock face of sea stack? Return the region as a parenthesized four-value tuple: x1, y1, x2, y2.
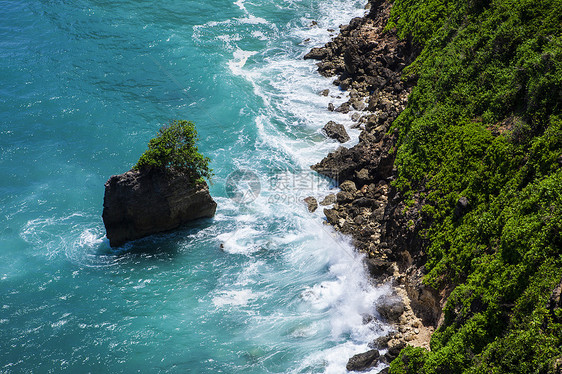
(102, 169, 217, 247)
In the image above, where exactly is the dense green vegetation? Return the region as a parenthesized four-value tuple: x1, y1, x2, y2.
(134, 120, 212, 183)
(385, 0, 562, 372)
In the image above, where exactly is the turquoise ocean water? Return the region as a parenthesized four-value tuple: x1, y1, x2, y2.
(0, 0, 391, 372)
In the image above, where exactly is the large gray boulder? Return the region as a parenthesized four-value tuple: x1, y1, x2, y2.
(102, 169, 216, 247)
(323, 121, 350, 143)
(346, 349, 380, 372)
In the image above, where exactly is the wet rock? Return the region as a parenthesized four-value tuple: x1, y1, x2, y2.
(346, 349, 380, 372)
(304, 47, 329, 60)
(324, 208, 340, 225)
(353, 197, 378, 209)
(102, 169, 216, 247)
(320, 89, 330, 96)
(318, 61, 337, 77)
(328, 103, 335, 111)
(377, 294, 405, 323)
(351, 98, 367, 111)
(320, 194, 337, 206)
(323, 121, 350, 143)
(311, 146, 359, 182)
(304, 196, 318, 213)
(335, 102, 352, 113)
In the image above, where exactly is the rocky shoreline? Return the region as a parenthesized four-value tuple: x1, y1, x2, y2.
(306, 1, 442, 371)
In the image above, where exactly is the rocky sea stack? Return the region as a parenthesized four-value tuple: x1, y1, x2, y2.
(103, 120, 216, 247)
(102, 169, 216, 247)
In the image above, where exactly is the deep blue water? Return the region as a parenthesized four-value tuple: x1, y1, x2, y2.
(0, 0, 391, 372)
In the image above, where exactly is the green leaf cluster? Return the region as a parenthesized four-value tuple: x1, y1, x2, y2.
(385, 0, 562, 372)
(134, 120, 213, 183)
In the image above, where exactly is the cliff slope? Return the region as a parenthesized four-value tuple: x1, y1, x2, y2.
(310, 0, 562, 372)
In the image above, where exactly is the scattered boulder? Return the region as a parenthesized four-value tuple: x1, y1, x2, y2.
(376, 294, 405, 323)
(320, 194, 337, 206)
(346, 349, 380, 372)
(324, 208, 340, 225)
(337, 190, 355, 204)
(340, 180, 357, 193)
(304, 196, 319, 213)
(102, 169, 216, 247)
(311, 146, 359, 181)
(304, 47, 329, 60)
(335, 102, 352, 113)
(385, 339, 407, 361)
(356, 168, 370, 182)
(369, 334, 394, 349)
(323, 121, 350, 143)
(320, 89, 330, 96)
(454, 196, 470, 219)
(350, 98, 366, 111)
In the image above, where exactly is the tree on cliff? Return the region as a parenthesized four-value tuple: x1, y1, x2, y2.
(134, 120, 213, 183)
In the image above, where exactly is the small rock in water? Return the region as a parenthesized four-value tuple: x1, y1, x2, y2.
(304, 196, 318, 213)
(346, 349, 380, 372)
(335, 102, 351, 113)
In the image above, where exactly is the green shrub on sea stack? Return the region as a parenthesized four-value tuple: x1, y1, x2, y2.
(134, 120, 213, 183)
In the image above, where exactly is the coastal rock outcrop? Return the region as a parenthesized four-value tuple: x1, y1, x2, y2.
(304, 196, 319, 213)
(102, 169, 217, 247)
(306, 0, 438, 367)
(322, 121, 350, 143)
(346, 349, 380, 372)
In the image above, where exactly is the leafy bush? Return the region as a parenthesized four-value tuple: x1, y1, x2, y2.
(384, 0, 562, 372)
(134, 120, 213, 183)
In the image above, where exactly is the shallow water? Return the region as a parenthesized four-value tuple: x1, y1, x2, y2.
(0, 0, 391, 372)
